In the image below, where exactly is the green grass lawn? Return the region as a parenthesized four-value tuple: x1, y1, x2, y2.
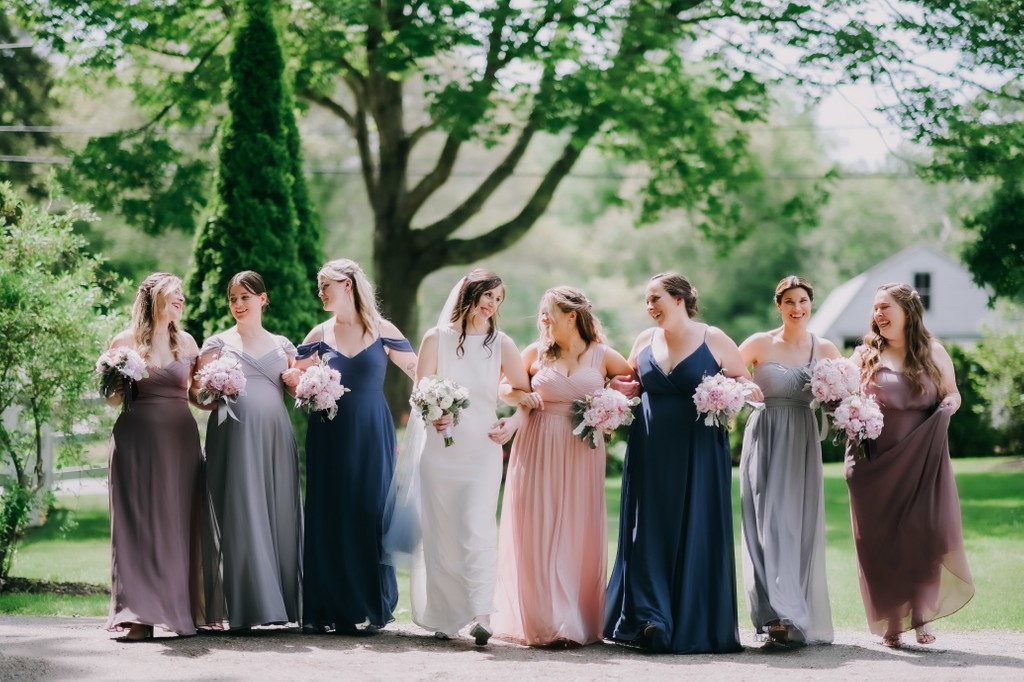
(4, 457, 1022, 631)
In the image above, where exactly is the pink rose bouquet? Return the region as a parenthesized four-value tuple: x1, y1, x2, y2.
(410, 376, 470, 447)
(693, 372, 759, 431)
(571, 388, 641, 449)
(832, 393, 884, 459)
(294, 357, 350, 421)
(195, 357, 248, 423)
(808, 358, 861, 409)
(96, 347, 148, 413)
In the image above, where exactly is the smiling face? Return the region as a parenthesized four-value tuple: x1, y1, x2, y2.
(473, 285, 504, 322)
(538, 296, 576, 345)
(156, 282, 185, 324)
(317, 276, 351, 312)
(777, 286, 812, 327)
(872, 290, 907, 342)
(228, 283, 266, 323)
(645, 281, 685, 327)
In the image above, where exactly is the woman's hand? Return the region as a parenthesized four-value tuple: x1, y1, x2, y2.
(431, 414, 454, 434)
(488, 413, 522, 445)
(281, 367, 302, 389)
(743, 380, 765, 403)
(608, 374, 640, 398)
(939, 394, 961, 414)
(518, 391, 544, 411)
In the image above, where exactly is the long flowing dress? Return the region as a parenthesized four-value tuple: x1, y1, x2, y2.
(298, 332, 413, 631)
(845, 368, 974, 636)
(106, 356, 216, 636)
(493, 346, 609, 646)
(411, 327, 504, 637)
(739, 338, 833, 644)
(604, 339, 742, 654)
(202, 335, 303, 629)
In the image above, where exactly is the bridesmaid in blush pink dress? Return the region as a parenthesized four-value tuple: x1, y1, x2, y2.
(493, 286, 634, 647)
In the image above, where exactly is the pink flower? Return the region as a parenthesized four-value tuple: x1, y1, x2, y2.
(295, 358, 350, 420)
(195, 357, 247, 406)
(572, 388, 640, 449)
(808, 358, 861, 407)
(693, 372, 756, 430)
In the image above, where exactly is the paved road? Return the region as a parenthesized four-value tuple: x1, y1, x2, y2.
(1, 617, 1023, 681)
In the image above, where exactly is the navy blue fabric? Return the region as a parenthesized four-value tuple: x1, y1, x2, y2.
(604, 342, 742, 653)
(297, 336, 409, 629)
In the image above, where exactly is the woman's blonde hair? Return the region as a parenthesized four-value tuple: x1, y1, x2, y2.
(537, 286, 605, 364)
(861, 282, 943, 395)
(130, 272, 183, 360)
(318, 258, 384, 336)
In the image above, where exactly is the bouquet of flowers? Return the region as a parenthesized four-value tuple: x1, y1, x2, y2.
(808, 357, 861, 410)
(294, 357, 350, 421)
(195, 357, 248, 424)
(693, 372, 759, 431)
(832, 393, 884, 459)
(410, 376, 470, 447)
(96, 347, 148, 413)
(571, 388, 641, 449)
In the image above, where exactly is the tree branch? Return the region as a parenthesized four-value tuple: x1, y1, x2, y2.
(305, 90, 378, 197)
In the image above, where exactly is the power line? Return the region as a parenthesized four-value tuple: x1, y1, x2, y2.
(0, 153, 918, 180)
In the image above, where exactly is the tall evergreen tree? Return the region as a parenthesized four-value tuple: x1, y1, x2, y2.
(185, 0, 321, 342)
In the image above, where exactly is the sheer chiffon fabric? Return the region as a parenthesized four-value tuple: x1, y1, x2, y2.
(845, 368, 974, 637)
(106, 357, 222, 635)
(739, 342, 834, 645)
(493, 346, 608, 646)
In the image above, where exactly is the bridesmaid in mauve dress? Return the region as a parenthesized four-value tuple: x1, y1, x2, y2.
(604, 273, 761, 654)
(493, 286, 634, 648)
(105, 273, 221, 641)
(738, 276, 841, 647)
(846, 283, 973, 648)
(192, 271, 303, 630)
(282, 259, 417, 634)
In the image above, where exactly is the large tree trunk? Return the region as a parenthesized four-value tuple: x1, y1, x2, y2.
(374, 238, 427, 426)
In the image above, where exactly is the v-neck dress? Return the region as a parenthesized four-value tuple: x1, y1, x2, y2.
(106, 356, 215, 635)
(493, 345, 609, 646)
(297, 332, 413, 631)
(604, 341, 742, 653)
(739, 337, 833, 644)
(202, 334, 303, 628)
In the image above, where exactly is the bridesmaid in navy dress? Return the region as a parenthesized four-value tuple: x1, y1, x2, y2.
(604, 273, 761, 654)
(283, 259, 417, 634)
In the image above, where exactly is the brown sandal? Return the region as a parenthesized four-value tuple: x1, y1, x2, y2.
(915, 628, 936, 645)
(767, 622, 790, 646)
(881, 633, 902, 648)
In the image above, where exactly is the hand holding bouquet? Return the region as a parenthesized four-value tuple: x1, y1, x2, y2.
(294, 357, 350, 421)
(571, 388, 640, 449)
(96, 347, 148, 413)
(832, 393, 884, 458)
(410, 376, 470, 447)
(693, 372, 759, 430)
(195, 356, 248, 424)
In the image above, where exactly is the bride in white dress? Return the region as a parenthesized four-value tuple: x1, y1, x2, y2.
(403, 269, 533, 645)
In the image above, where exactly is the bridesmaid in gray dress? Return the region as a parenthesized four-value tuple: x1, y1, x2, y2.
(738, 276, 841, 647)
(105, 273, 219, 640)
(193, 271, 303, 629)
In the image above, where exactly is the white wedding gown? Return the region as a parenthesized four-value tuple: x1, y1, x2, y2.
(411, 326, 504, 636)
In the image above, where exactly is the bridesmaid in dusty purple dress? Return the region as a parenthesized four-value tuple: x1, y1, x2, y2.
(105, 273, 220, 640)
(846, 282, 974, 648)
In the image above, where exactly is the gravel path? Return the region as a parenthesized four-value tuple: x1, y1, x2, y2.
(1, 617, 1022, 681)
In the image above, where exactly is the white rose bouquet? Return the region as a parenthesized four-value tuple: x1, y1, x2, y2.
(410, 376, 470, 447)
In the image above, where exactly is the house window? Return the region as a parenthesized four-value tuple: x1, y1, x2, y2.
(914, 272, 932, 310)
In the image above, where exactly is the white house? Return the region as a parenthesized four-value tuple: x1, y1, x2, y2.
(808, 243, 993, 348)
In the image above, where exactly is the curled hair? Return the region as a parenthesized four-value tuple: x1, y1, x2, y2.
(449, 268, 504, 357)
(774, 275, 814, 305)
(861, 282, 943, 395)
(537, 286, 606, 364)
(650, 272, 699, 318)
(228, 270, 269, 310)
(318, 258, 384, 336)
(130, 272, 183, 361)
